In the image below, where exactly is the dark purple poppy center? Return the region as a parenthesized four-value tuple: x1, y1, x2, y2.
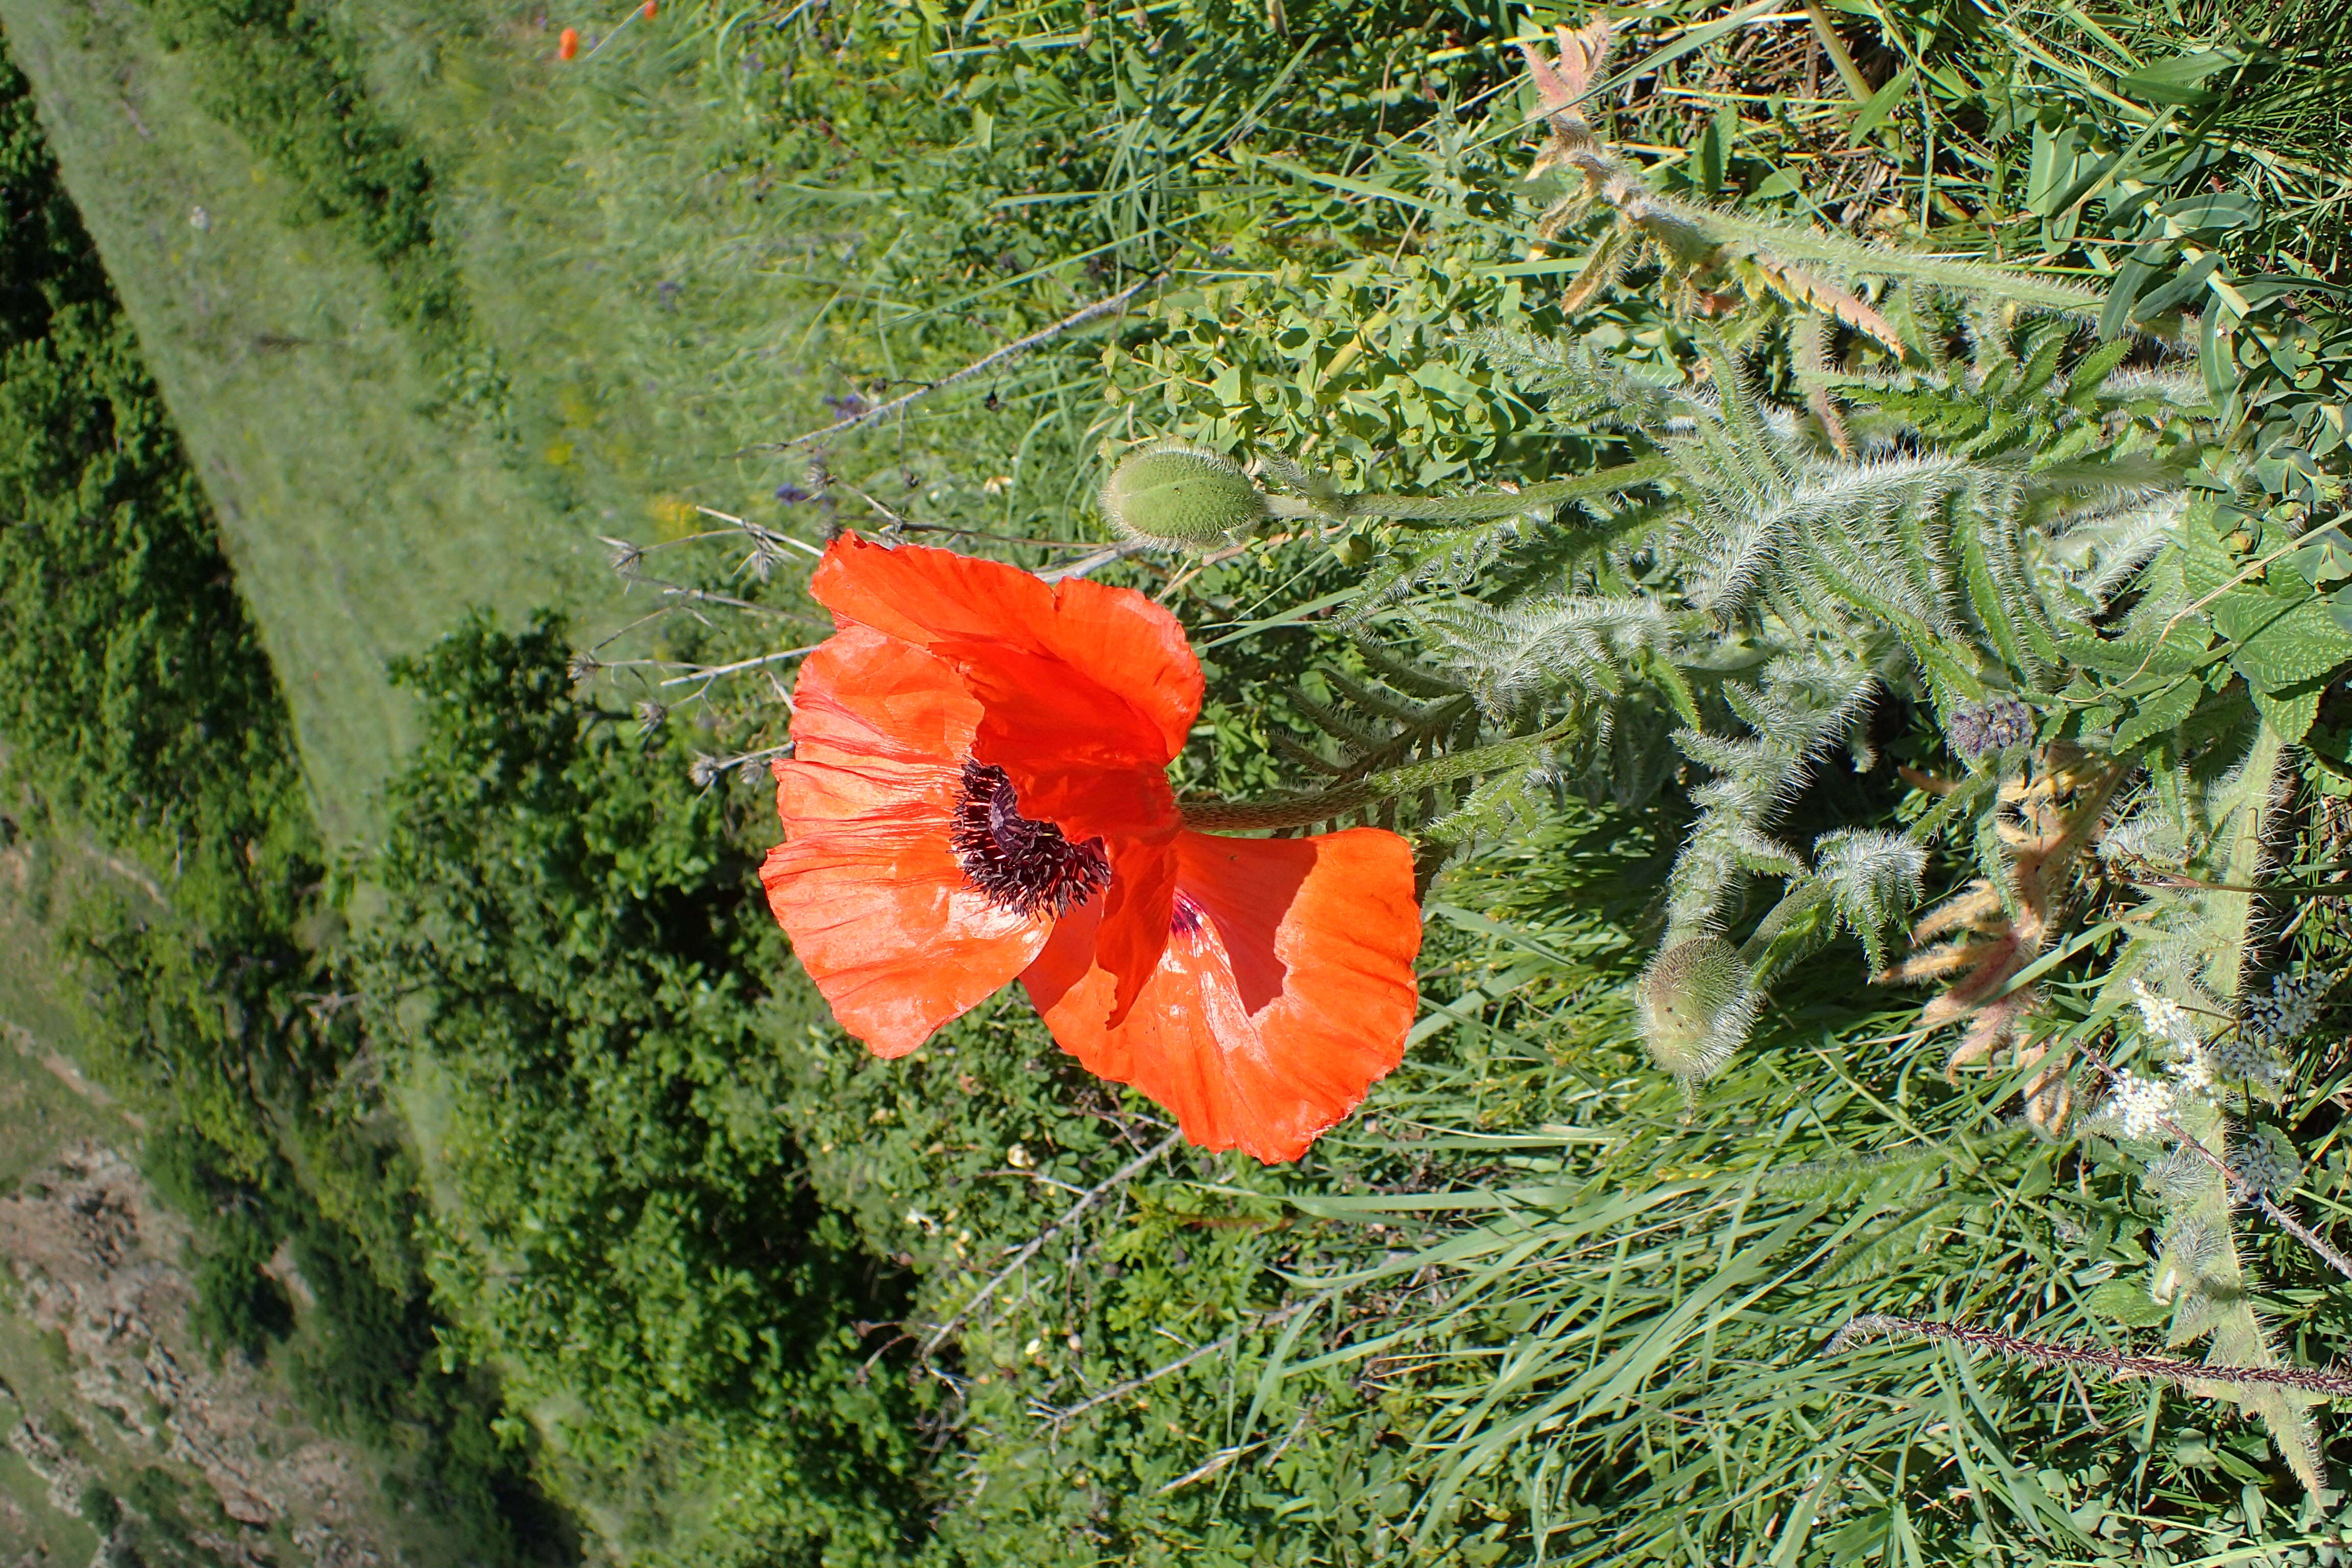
(951, 761, 1111, 918)
(1170, 892, 1206, 938)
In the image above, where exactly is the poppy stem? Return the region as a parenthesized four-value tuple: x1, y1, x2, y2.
(1259, 456, 1670, 527)
(1178, 726, 1573, 832)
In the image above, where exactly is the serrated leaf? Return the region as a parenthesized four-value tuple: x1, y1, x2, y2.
(2177, 505, 2239, 601)
(2251, 682, 2323, 744)
(2062, 628, 2208, 679)
(2114, 675, 2202, 751)
(2226, 597, 2352, 693)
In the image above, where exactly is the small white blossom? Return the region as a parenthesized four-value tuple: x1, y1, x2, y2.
(2090, 1067, 2179, 1141)
(2131, 977, 2201, 1054)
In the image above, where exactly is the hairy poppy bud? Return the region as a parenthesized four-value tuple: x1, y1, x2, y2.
(1637, 936, 1756, 1085)
(1101, 442, 1268, 549)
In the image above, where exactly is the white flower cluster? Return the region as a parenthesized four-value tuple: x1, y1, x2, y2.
(2242, 970, 2333, 1049)
(2131, 977, 2200, 1054)
(2128, 977, 2286, 1096)
(2095, 979, 2304, 1138)
(2095, 1067, 2180, 1141)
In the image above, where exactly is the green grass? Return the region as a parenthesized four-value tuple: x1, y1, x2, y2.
(0, 837, 133, 1188)
(0, 1, 630, 839)
(0, 0, 1091, 841)
(0, 1442, 100, 1565)
(6, 0, 2350, 1562)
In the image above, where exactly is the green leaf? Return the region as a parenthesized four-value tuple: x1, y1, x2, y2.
(2114, 675, 2201, 751)
(2251, 681, 2324, 744)
(2117, 51, 2238, 107)
(1698, 103, 1733, 194)
(2161, 193, 2260, 235)
(2086, 1278, 2172, 1328)
(2133, 253, 2221, 322)
(2288, 529, 2352, 590)
(2225, 597, 2352, 693)
(1848, 65, 1916, 145)
(2099, 255, 2161, 341)
(2061, 628, 2207, 679)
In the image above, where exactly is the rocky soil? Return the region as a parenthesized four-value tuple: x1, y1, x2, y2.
(2, 1142, 395, 1568)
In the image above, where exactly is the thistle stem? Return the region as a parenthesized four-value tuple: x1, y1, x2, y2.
(1827, 1313, 2352, 1400)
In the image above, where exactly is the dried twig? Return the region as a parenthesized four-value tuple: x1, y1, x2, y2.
(919, 1133, 1181, 1359)
(767, 275, 1167, 450)
(1038, 540, 1154, 583)
(1034, 1298, 1312, 1429)
(656, 644, 821, 689)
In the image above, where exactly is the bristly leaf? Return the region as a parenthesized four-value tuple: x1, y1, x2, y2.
(1814, 829, 1928, 974)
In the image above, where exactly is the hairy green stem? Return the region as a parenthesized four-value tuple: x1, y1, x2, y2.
(1261, 457, 1670, 525)
(1177, 727, 1568, 832)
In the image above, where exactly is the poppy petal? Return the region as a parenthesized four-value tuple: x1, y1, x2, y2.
(809, 532, 1203, 764)
(789, 621, 979, 768)
(765, 767, 1050, 1058)
(1023, 828, 1422, 1163)
(1092, 830, 1181, 1026)
(766, 627, 1047, 1057)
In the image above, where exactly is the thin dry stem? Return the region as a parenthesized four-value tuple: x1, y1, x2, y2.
(1828, 1314, 2352, 1400)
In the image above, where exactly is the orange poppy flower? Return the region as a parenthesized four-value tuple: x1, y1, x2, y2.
(761, 533, 1422, 1163)
(557, 27, 580, 59)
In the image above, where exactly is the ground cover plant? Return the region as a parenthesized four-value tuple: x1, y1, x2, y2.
(5, 0, 2352, 1565)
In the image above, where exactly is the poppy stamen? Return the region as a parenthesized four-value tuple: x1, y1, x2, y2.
(952, 761, 1111, 917)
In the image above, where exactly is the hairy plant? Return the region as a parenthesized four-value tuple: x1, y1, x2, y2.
(1513, 17, 2114, 346)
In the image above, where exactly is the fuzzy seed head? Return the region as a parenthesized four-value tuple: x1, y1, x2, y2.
(2146, 1142, 2210, 1206)
(1637, 936, 1757, 1085)
(1101, 442, 1268, 548)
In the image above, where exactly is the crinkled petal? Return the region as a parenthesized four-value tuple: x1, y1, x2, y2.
(765, 627, 1045, 1056)
(1092, 830, 1180, 1028)
(788, 621, 978, 768)
(809, 532, 1203, 765)
(1024, 828, 1422, 1163)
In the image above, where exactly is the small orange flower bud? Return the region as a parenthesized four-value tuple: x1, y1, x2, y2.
(643, 1, 657, 15)
(557, 27, 579, 59)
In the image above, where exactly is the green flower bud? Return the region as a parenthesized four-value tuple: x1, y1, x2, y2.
(1100, 441, 1268, 548)
(1637, 936, 1757, 1085)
